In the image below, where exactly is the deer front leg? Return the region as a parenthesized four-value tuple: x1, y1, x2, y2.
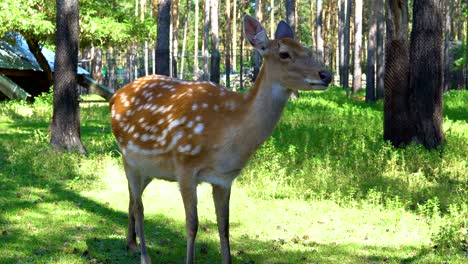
(179, 180, 199, 264)
(212, 184, 232, 264)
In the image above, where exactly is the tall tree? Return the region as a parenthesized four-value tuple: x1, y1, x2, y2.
(443, 0, 452, 91)
(180, 0, 190, 79)
(156, 0, 171, 75)
(225, 0, 232, 88)
(339, 0, 345, 86)
(193, 0, 200, 79)
(210, 0, 220, 83)
(376, 0, 385, 99)
(202, 0, 210, 80)
(172, 0, 179, 77)
(286, 0, 296, 34)
(270, 0, 275, 37)
(352, 0, 363, 93)
(253, 0, 262, 80)
(343, 0, 351, 95)
(365, 0, 377, 102)
(50, 0, 87, 156)
(316, 0, 324, 63)
(408, 0, 444, 149)
(384, 0, 411, 146)
(232, 0, 238, 73)
(141, 0, 149, 76)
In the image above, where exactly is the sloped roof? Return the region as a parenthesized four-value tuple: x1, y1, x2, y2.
(0, 33, 89, 75)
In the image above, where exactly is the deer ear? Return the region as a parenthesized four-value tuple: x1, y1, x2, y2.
(243, 15, 269, 54)
(275, 21, 294, 39)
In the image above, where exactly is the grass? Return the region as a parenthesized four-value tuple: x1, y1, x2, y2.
(0, 87, 466, 263)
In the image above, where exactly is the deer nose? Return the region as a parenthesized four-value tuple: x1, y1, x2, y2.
(319, 71, 332, 85)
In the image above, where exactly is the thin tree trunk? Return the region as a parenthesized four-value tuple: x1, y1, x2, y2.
(193, 0, 199, 79)
(339, 0, 345, 86)
(376, 0, 385, 99)
(232, 0, 238, 73)
(310, 0, 315, 49)
(50, 0, 87, 156)
(343, 0, 351, 95)
(409, 0, 444, 149)
(141, 0, 149, 76)
(225, 0, 232, 88)
(316, 0, 324, 63)
(352, 0, 363, 93)
(92, 47, 103, 84)
(270, 0, 275, 37)
(253, 0, 262, 81)
(210, 0, 220, 83)
(172, 0, 179, 78)
(443, 0, 452, 91)
(180, 0, 190, 79)
(286, 0, 296, 34)
(366, 0, 376, 102)
(156, 0, 171, 76)
(202, 0, 210, 80)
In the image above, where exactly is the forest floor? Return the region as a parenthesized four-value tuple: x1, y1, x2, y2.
(0, 87, 466, 263)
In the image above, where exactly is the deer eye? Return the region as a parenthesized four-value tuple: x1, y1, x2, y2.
(279, 52, 290, 59)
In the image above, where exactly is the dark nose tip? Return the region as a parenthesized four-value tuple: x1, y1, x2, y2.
(319, 71, 332, 85)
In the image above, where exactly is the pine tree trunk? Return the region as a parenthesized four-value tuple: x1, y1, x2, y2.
(316, 0, 324, 63)
(443, 0, 452, 91)
(156, 0, 171, 76)
(202, 0, 210, 80)
(180, 0, 190, 79)
(253, 0, 262, 81)
(225, 0, 232, 88)
(339, 0, 345, 86)
(193, 0, 199, 79)
(352, 0, 363, 93)
(343, 0, 351, 95)
(365, 0, 376, 102)
(232, 0, 238, 72)
(210, 0, 220, 83)
(172, 0, 179, 78)
(376, 0, 385, 99)
(384, 0, 411, 147)
(409, 0, 444, 149)
(50, 0, 87, 156)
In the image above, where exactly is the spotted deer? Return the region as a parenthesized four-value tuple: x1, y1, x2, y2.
(110, 15, 331, 264)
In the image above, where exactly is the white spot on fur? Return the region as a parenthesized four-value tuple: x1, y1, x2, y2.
(190, 145, 202, 155)
(193, 123, 204, 134)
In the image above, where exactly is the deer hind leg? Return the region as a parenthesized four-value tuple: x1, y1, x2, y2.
(212, 185, 232, 264)
(125, 164, 152, 264)
(178, 176, 199, 264)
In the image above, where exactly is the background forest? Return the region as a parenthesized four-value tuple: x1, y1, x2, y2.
(0, 0, 467, 263)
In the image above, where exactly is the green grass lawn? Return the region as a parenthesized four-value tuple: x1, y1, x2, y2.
(0, 87, 466, 263)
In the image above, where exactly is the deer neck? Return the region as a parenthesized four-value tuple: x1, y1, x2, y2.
(241, 64, 292, 147)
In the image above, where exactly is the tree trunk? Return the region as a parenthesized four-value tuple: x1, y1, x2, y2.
(156, 0, 171, 76)
(384, 0, 411, 147)
(365, 0, 376, 102)
(172, 0, 179, 78)
(25, 38, 53, 88)
(141, 0, 149, 76)
(352, 0, 363, 93)
(270, 0, 275, 37)
(253, 0, 262, 81)
(409, 0, 444, 149)
(210, 0, 220, 83)
(443, 0, 452, 91)
(343, 0, 351, 95)
(339, 0, 345, 86)
(50, 0, 87, 156)
(316, 0, 324, 63)
(180, 0, 190, 79)
(232, 0, 238, 72)
(225, 0, 232, 88)
(376, 0, 385, 99)
(202, 0, 210, 80)
(286, 0, 296, 34)
(92, 47, 103, 84)
(193, 0, 199, 79)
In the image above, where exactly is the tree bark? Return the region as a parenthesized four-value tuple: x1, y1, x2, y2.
(365, 0, 376, 102)
(339, 0, 345, 86)
(343, 0, 351, 95)
(225, 0, 232, 88)
(384, 0, 411, 147)
(286, 0, 296, 34)
(193, 0, 199, 79)
(376, 0, 385, 99)
(172, 0, 179, 78)
(443, 0, 452, 91)
(180, 0, 190, 79)
(202, 0, 210, 80)
(316, 0, 324, 63)
(50, 0, 87, 156)
(156, 0, 171, 76)
(210, 0, 220, 83)
(409, 0, 444, 149)
(352, 0, 363, 93)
